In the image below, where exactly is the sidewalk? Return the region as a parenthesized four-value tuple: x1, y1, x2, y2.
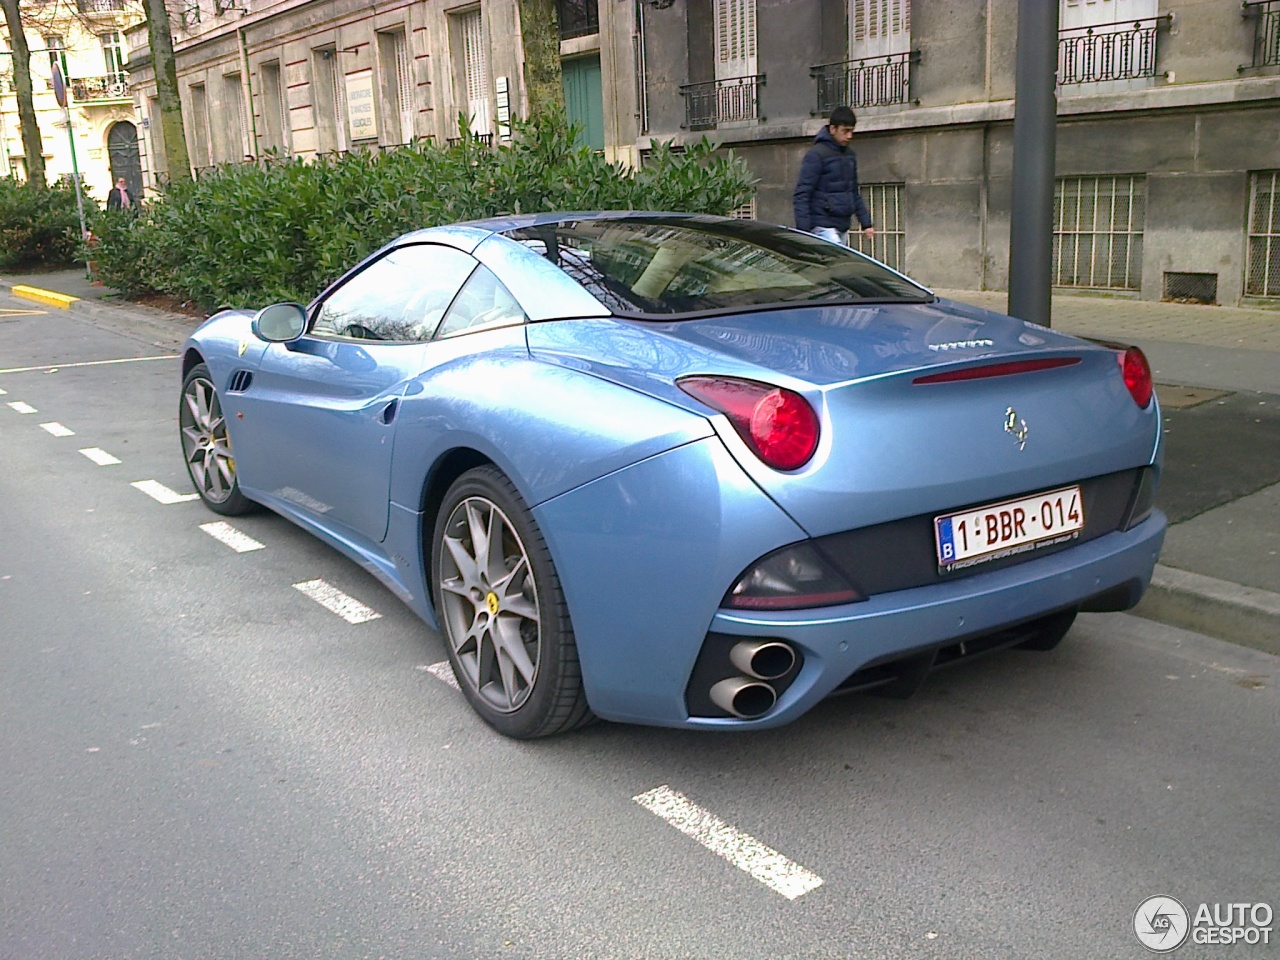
(4, 268, 1278, 656)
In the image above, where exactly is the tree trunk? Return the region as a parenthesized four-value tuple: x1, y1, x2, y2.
(515, 0, 564, 118)
(145, 0, 190, 181)
(1, 0, 47, 188)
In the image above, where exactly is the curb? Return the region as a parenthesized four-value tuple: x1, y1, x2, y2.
(1133, 565, 1280, 656)
(12, 284, 78, 309)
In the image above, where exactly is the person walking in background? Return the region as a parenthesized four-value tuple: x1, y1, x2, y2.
(793, 105, 875, 246)
(106, 176, 133, 211)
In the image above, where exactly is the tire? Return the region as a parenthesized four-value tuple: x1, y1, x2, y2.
(179, 363, 256, 516)
(1016, 608, 1078, 652)
(431, 465, 593, 739)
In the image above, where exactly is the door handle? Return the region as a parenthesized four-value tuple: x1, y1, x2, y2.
(381, 399, 399, 424)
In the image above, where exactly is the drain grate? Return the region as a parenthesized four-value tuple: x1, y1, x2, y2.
(1163, 271, 1217, 304)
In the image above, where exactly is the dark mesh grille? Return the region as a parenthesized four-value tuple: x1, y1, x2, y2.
(1163, 272, 1218, 304)
(812, 469, 1143, 598)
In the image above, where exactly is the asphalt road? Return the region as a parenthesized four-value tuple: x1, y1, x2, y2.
(2, 294, 1277, 960)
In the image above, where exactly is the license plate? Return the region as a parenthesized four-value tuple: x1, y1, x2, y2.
(935, 485, 1085, 571)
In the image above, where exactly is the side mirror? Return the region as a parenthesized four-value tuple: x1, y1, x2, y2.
(252, 302, 308, 342)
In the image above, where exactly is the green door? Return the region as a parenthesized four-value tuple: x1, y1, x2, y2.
(562, 55, 604, 151)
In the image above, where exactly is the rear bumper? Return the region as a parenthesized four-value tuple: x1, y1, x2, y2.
(612, 510, 1167, 729)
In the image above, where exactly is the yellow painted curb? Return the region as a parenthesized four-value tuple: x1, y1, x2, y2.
(12, 285, 79, 309)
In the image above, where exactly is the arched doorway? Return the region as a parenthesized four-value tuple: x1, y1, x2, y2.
(107, 121, 143, 200)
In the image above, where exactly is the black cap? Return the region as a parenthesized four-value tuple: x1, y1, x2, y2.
(828, 105, 857, 127)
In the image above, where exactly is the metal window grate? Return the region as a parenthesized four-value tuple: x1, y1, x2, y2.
(1053, 175, 1145, 290)
(729, 197, 756, 219)
(850, 183, 905, 272)
(393, 31, 413, 143)
(556, 0, 599, 40)
(1163, 272, 1217, 304)
(1246, 170, 1280, 297)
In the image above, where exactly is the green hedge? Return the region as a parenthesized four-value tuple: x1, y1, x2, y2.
(0, 178, 94, 269)
(91, 111, 756, 310)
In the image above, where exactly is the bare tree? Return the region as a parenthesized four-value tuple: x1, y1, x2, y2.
(516, 0, 564, 117)
(1, 0, 48, 187)
(144, 0, 189, 179)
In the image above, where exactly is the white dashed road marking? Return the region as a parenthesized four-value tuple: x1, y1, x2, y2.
(79, 447, 122, 466)
(199, 521, 265, 553)
(40, 421, 75, 437)
(633, 785, 825, 901)
(293, 579, 382, 625)
(7, 401, 36, 414)
(0, 355, 179, 375)
(131, 480, 200, 504)
(0, 386, 7, 394)
(420, 661, 461, 690)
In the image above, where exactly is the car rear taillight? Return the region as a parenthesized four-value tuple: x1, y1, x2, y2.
(1120, 346, 1153, 408)
(724, 542, 862, 610)
(678, 376, 820, 471)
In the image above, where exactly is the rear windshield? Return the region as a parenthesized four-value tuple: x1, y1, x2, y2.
(503, 216, 933, 318)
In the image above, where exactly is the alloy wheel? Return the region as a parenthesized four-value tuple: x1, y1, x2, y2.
(180, 375, 237, 504)
(438, 495, 542, 713)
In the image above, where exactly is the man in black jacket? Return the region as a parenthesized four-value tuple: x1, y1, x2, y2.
(792, 105, 875, 246)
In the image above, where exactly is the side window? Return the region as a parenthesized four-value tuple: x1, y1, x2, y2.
(313, 244, 476, 342)
(434, 264, 526, 339)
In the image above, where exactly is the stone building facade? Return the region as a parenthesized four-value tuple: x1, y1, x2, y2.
(1, 0, 145, 201)
(123, 0, 1279, 305)
(636, 0, 1280, 305)
(124, 0, 642, 179)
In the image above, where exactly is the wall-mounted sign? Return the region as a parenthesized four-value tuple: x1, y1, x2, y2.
(495, 75, 511, 142)
(345, 68, 377, 142)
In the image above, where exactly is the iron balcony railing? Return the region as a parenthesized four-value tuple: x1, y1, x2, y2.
(1058, 15, 1172, 85)
(70, 72, 130, 101)
(445, 132, 495, 147)
(77, 0, 125, 13)
(1241, 1, 1280, 70)
(556, 0, 599, 39)
(810, 50, 920, 114)
(680, 75, 764, 129)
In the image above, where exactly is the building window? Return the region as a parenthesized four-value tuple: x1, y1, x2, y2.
(44, 35, 68, 77)
(1052, 175, 1145, 290)
(225, 73, 249, 158)
(557, 0, 599, 40)
(1246, 171, 1280, 297)
(849, 0, 910, 59)
(99, 31, 126, 80)
(454, 9, 491, 135)
(729, 197, 757, 219)
(716, 0, 757, 80)
(378, 29, 413, 145)
(848, 182, 905, 272)
(260, 61, 290, 153)
(189, 83, 211, 168)
(313, 49, 348, 153)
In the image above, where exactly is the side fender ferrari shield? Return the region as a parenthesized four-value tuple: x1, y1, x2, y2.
(532, 436, 807, 725)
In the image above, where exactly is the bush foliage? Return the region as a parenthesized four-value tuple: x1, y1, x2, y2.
(91, 111, 756, 310)
(0, 178, 93, 269)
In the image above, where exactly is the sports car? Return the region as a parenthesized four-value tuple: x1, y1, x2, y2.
(179, 212, 1166, 738)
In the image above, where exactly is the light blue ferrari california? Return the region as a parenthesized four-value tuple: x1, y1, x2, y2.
(179, 212, 1166, 738)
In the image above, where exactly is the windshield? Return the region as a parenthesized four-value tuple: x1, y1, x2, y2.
(503, 216, 933, 318)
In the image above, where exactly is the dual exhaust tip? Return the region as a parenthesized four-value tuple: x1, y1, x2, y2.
(709, 640, 797, 719)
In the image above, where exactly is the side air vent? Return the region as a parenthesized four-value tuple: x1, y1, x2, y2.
(227, 370, 254, 393)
